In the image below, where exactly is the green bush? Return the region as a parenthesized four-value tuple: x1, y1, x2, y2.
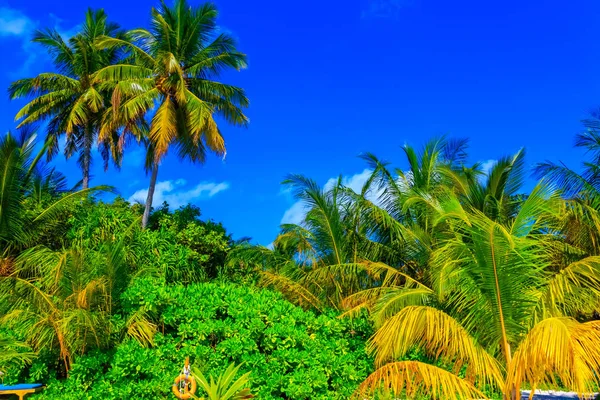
(67, 200, 232, 284)
(31, 281, 373, 399)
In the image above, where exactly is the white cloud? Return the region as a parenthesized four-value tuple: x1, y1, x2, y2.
(128, 179, 230, 209)
(281, 169, 383, 225)
(281, 200, 307, 225)
(0, 8, 79, 77)
(481, 159, 497, 176)
(0, 7, 37, 77)
(0, 7, 34, 36)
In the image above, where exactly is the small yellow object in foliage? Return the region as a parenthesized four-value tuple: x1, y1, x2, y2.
(172, 357, 197, 399)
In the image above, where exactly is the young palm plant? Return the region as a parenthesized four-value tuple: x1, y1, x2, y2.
(354, 186, 600, 399)
(193, 362, 253, 400)
(9, 9, 124, 188)
(95, 0, 249, 228)
(0, 246, 117, 373)
(0, 335, 35, 370)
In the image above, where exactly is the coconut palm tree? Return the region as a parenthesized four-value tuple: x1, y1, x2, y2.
(9, 9, 124, 189)
(354, 186, 600, 399)
(95, 0, 249, 228)
(229, 139, 472, 310)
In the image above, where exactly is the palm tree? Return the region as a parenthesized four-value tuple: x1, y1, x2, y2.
(457, 149, 526, 221)
(9, 9, 124, 189)
(228, 174, 403, 310)
(0, 129, 105, 267)
(228, 138, 472, 310)
(535, 115, 600, 258)
(0, 335, 35, 370)
(95, 0, 249, 228)
(353, 186, 600, 399)
(0, 245, 124, 373)
(0, 131, 113, 374)
(535, 112, 600, 198)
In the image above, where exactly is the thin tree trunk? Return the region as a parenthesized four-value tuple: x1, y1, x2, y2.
(142, 163, 159, 229)
(54, 321, 71, 375)
(81, 124, 93, 190)
(82, 163, 90, 190)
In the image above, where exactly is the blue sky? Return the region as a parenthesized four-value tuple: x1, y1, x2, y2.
(1, 0, 600, 244)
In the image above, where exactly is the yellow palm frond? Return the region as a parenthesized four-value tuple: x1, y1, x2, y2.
(369, 305, 504, 388)
(354, 361, 487, 400)
(184, 89, 213, 142)
(162, 52, 186, 102)
(119, 88, 160, 122)
(65, 96, 89, 134)
(83, 87, 104, 113)
(342, 286, 399, 312)
(506, 318, 600, 396)
(371, 287, 434, 327)
(259, 270, 322, 310)
(149, 97, 178, 159)
(201, 115, 225, 154)
(126, 309, 157, 347)
(539, 256, 600, 316)
(341, 286, 433, 323)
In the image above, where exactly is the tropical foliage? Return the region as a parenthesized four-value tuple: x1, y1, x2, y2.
(5, 282, 372, 399)
(3, 1, 600, 400)
(230, 137, 600, 399)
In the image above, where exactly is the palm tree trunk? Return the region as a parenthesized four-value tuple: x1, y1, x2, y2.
(81, 124, 93, 190)
(82, 162, 90, 190)
(142, 162, 159, 229)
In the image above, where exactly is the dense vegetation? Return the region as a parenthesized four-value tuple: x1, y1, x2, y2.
(229, 135, 600, 398)
(0, 131, 373, 399)
(1, 1, 600, 399)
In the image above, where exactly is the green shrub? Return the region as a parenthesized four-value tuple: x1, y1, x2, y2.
(31, 281, 373, 399)
(67, 200, 232, 284)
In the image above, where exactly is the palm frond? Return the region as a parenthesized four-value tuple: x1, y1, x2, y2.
(507, 318, 600, 395)
(368, 305, 504, 387)
(354, 361, 487, 400)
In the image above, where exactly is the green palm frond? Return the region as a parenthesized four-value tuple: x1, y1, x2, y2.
(193, 362, 253, 400)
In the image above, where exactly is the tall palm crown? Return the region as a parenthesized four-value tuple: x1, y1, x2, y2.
(96, 0, 249, 227)
(9, 9, 123, 188)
